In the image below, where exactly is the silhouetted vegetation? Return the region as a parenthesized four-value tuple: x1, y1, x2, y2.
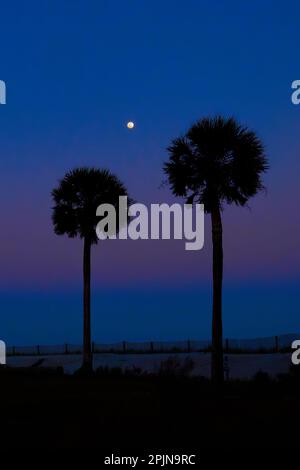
(52, 168, 131, 371)
(0, 364, 300, 449)
(164, 116, 268, 385)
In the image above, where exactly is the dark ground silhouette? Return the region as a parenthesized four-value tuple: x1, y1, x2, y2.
(1, 367, 300, 449)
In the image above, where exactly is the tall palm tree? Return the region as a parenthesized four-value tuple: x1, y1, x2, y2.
(52, 167, 131, 371)
(164, 116, 268, 386)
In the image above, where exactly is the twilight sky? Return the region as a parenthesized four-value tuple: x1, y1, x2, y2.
(0, 0, 299, 345)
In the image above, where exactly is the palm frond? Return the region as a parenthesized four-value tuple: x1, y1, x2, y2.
(51, 167, 132, 244)
(164, 116, 268, 212)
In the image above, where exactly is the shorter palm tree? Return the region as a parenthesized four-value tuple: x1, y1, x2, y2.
(52, 167, 131, 371)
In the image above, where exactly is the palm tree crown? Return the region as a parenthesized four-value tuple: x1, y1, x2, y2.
(52, 167, 130, 243)
(164, 116, 268, 211)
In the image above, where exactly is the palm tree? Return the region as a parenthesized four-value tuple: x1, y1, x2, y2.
(52, 167, 131, 371)
(164, 116, 268, 386)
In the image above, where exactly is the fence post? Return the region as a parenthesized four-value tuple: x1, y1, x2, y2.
(65, 343, 68, 355)
(123, 341, 127, 353)
(92, 341, 95, 354)
(275, 335, 279, 353)
(150, 341, 154, 353)
(187, 339, 191, 353)
(12, 346, 16, 356)
(37, 345, 40, 356)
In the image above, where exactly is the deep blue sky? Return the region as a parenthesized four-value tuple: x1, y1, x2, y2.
(0, 1, 299, 345)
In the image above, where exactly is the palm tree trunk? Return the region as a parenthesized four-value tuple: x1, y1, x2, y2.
(211, 205, 224, 386)
(83, 236, 92, 370)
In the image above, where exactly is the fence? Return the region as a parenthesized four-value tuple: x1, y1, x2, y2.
(5, 333, 299, 356)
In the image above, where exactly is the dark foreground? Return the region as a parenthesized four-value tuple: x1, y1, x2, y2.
(0, 366, 300, 450)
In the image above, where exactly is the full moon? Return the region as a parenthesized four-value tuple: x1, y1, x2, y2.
(127, 121, 135, 129)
